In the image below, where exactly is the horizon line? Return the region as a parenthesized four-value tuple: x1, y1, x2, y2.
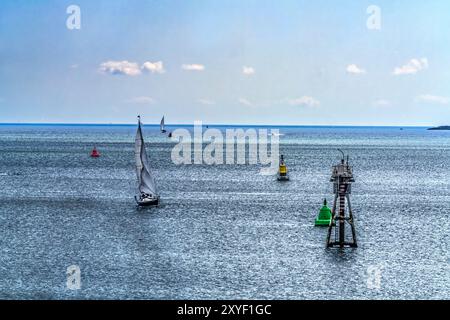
(0, 122, 434, 128)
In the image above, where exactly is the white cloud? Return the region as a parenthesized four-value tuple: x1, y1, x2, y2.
(346, 64, 366, 74)
(182, 64, 205, 71)
(99, 60, 141, 76)
(373, 99, 391, 106)
(238, 98, 253, 106)
(198, 99, 216, 105)
(126, 96, 155, 104)
(393, 58, 428, 75)
(70, 64, 79, 69)
(242, 66, 255, 75)
(286, 96, 320, 107)
(417, 94, 449, 105)
(142, 61, 165, 74)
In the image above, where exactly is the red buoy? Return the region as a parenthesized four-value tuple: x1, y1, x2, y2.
(90, 147, 100, 158)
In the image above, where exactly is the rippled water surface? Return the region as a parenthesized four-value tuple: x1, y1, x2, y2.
(0, 124, 449, 299)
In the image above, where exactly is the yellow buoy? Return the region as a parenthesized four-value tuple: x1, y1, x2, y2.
(277, 155, 289, 181)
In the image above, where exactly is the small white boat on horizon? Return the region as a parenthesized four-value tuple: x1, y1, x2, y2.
(160, 116, 166, 133)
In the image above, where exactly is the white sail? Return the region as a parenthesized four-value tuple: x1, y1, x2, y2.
(135, 117, 158, 196)
(160, 116, 165, 132)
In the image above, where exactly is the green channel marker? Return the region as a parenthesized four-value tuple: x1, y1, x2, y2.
(315, 199, 332, 226)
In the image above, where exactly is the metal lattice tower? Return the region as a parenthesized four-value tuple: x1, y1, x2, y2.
(326, 150, 358, 248)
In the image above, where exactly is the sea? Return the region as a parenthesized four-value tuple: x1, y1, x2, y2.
(0, 124, 448, 299)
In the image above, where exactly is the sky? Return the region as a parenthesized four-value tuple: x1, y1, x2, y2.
(0, 0, 449, 125)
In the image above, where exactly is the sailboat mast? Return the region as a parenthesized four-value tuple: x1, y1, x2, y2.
(137, 115, 144, 144)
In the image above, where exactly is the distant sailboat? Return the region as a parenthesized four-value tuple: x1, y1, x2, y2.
(160, 116, 166, 133)
(134, 116, 160, 206)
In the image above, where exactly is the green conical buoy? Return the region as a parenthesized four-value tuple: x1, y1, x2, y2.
(314, 199, 332, 226)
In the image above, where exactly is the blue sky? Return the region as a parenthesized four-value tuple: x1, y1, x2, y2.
(0, 0, 449, 125)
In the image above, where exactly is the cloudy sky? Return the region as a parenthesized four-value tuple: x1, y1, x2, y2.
(0, 0, 449, 125)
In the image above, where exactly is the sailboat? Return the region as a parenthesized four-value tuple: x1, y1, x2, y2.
(134, 116, 160, 206)
(160, 116, 166, 133)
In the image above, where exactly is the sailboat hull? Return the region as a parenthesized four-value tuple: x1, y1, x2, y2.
(137, 199, 159, 206)
(135, 196, 160, 207)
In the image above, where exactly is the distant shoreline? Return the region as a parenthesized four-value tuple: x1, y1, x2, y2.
(427, 126, 450, 130)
